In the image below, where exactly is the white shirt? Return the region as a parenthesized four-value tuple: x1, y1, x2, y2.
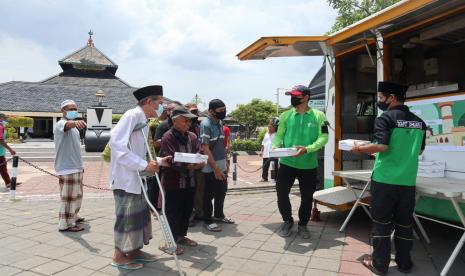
(109, 106, 150, 194)
(262, 132, 275, 158)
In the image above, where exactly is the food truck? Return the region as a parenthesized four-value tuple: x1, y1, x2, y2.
(237, 0, 465, 223)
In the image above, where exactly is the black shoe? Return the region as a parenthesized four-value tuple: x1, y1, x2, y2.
(279, 221, 294, 237)
(397, 264, 413, 274)
(297, 225, 311, 239)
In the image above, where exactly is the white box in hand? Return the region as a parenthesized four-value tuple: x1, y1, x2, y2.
(174, 152, 208, 164)
(338, 139, 370, 151)
(269, 148, 298, 158)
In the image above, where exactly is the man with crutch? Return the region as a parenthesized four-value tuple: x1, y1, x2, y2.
(109, 85, 172, 270)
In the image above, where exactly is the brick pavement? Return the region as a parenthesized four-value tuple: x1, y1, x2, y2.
(0, 192, 464, 275)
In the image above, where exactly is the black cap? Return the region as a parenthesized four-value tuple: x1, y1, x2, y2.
(171, 106, 197, 119)
(209, 99, 225, 110)
(378, 81, 408, 96)
(0, 113, 7, 119)
(285, 85, 311, 96)
(133, 85, 163, 101)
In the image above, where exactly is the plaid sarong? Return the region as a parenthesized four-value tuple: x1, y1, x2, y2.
(58, 172, 83, 230)
(114, 189, 152, 253)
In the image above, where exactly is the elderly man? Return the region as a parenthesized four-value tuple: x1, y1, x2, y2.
(0, 113, 16, 189)
(54, 100, 86, 232)
(109, 85, 170, 270)
(159, 106, 204, 255)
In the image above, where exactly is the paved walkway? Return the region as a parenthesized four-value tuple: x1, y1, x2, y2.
(0, 192, 464, 276)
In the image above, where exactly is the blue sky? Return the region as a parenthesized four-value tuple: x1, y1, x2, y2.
(0, 0, 337, 111)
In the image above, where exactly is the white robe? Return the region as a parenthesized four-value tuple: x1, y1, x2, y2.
(109, 106, 154, 194)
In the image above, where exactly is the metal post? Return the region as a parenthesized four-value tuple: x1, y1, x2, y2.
(232, 152, 238, 185)
(9, 156, 19, 201)
(270, 159, 276, 180)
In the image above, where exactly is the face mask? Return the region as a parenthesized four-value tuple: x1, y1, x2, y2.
(1, 121, 8, 126)
(291, 97, 303, 107)
(215, 111, 226, 120)
(156, 104, 164, 117)
(66, 111, 78, 120)
(377, 101, 389, 111)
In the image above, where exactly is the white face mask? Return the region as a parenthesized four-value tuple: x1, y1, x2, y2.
(156, 104, 165, 117)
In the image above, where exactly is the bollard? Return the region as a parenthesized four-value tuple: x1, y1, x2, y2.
(270, 159, 276, 180)
(232, 152, 238, 185)
(9, 156, 19, 201)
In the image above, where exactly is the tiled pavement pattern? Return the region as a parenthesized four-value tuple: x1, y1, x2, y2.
(0, 193, 464, 275)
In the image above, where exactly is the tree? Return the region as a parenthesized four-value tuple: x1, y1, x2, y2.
(229, 99, 276, 139)
(327, 0, 401, 34)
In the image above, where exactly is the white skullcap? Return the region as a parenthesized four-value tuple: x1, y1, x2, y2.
(60, 99, 76, 109)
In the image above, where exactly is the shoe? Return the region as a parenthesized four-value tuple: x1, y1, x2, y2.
(279, 220, 294, 237)
(397, 263, 413, 273)
(297, 225, 311, 239)
(259, 178, 268, 182)
(358, 254, 387, 276)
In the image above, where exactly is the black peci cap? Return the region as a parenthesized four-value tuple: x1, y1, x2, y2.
(378, 81, 408, 96)
(133, 85, 163, 101)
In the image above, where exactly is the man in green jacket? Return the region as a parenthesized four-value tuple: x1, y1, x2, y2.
(352, 81, 426, 275)
(273, 85, 328, 238)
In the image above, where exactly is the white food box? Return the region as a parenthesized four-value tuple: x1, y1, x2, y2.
(174, 152, 208, 164)
(338, 139, 370, 151)
(269, 147, 298, 158)
(418, 160, 445, 178)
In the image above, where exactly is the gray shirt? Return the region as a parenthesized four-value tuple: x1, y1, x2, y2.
(54, 119, 83, 175)
(200, 116, 226, 173)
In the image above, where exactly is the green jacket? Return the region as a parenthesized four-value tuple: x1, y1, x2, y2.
(273, 108, 328, 170)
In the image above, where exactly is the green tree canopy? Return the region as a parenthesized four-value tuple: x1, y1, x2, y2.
(230, 99, 276, 139)
(327, 0, 401, 34)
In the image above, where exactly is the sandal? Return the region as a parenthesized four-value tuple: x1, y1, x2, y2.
(159, 245, 184, 255)
(59, 226, 84, 232)
(130, 252, 158, 263)
(358, 254, 387, 276)
(177, 236, 198, 247)
(204, 223, 222, 232)
(111, 262, 143, 270)
(214, 217, 235, 224)
(76, 217, 85, 223)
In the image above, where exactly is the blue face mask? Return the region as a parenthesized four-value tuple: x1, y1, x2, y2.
(66, 111, 78, 120)
(156, 104, 164, 117)
(1, 121, 8, 126)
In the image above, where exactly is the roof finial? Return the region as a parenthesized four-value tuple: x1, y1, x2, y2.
(87, 29, 94, 46)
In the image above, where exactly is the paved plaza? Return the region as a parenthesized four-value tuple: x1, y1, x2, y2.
(0, 143, 464, 275)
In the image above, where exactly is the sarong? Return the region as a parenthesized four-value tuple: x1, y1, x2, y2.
(58, 172, 83, 230)
(114, 189, 152, 253)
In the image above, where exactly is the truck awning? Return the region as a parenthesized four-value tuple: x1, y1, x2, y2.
(237, 36, 328, 60)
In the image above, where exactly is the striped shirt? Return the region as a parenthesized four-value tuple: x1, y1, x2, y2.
(200, 116, 226, 173)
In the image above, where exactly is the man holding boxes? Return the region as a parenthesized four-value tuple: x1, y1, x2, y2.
(273, 85, 328, 238)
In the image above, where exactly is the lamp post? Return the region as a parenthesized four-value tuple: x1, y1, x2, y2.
(96, 89, 105, 106)
(275, 88, 290, 115)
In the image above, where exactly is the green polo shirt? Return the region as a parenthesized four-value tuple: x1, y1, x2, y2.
(272, 108, 328, 170)
(372, 105, 426, 186)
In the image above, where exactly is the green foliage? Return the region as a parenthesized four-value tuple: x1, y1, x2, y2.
(229, 99, 276, 139)
(327, 0, 401, 34)
(102, 143, 111, 162)
(112, 114, 123, 123)
(231, 139, 261, 151)
(6, 127, 18, 139)
(257, 128, 267, 144)
(8, 116, 33, 128)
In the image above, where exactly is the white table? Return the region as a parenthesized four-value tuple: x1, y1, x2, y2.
(332, 170, 465, 276)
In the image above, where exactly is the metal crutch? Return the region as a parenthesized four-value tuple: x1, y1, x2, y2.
(129, 123, 183, 276)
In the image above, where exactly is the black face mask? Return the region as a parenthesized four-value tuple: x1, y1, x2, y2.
(215, 111, 226, 120)
(377, 101, 389, 111)
(291, 97, 303, 107)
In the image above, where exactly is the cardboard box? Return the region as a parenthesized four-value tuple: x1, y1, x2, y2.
(174, 152, 208, 164)
(338, 139, 370, 151)
(269, 148, 298, 158)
